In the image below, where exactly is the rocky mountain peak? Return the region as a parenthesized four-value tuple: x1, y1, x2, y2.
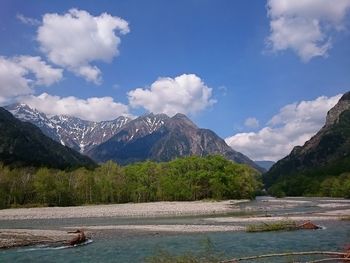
(0, 107, 95, 169)
(5, 103, 131, 153)
(339, 91, 350, 102)
(325, 92, 350, 127)
(6, 104, 263, 172)
(88, 110, 264, 172)
(5, 103, 48, 122)
(264, 90, 350, 194)
(171, 113, 197, 128)
(136, 113, 169, 133)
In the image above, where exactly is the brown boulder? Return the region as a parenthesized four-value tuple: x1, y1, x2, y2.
(297, 221, 321, 230)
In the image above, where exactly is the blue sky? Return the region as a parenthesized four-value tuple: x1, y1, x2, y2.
(1, 0, 350, 161)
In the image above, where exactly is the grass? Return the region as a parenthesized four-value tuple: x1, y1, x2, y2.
(145, 238, 222, 263)
(145, 251, 219, 263)
(246, 220, 298, 232)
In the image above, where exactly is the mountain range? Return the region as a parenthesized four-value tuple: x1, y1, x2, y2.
(0, 107, 95, 169)
(264, 91, 350, 194)
(5, 104, 130, 153)
(88, 113, 263, 171)
(6, 103, 264, 172)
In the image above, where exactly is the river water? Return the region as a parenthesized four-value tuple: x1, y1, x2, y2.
(1, 197, 349, 262)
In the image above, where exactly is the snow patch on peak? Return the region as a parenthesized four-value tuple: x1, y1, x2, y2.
(5, 103, 131, 153)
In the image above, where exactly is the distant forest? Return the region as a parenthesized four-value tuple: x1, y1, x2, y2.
(267, 172, 350, 198)
(0, 155, 262, 209)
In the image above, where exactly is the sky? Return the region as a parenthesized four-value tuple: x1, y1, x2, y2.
(1, 0, 350, 161)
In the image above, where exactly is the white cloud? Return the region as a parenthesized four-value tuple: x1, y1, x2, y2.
(266, 0, 350, 62)
(244, 117, 259, 128)
(37, 9, 129, 84)
(0, 56, 62, 105)
(0, 57, 32, 100)
(16, 56, 63, 86)
(16, 13, 40, 26)
(225, 94, 342, 161)
(20, 93, 131, 121)
(128, 74, 216, 116)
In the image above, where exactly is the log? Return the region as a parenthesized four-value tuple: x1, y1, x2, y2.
(305, 258, 350, 263)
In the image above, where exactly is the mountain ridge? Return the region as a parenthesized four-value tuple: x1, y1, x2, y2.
(0, 107, 96, 169)
(6, 103, 263, 172)
(263, 91, 350, 195)
(88, 112, 264, 172)
(5, 103, 131, 153)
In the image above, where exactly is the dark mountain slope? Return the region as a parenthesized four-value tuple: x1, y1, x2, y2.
(5, 103, 131, 153)
(0, 107, 96, 169)
(263, 92, 350, 195)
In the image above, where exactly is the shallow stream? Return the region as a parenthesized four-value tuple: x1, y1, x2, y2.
(1, 197, 349, 262)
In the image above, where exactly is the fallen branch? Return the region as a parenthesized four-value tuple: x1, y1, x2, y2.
(305, 258, 350, 263)
(220, 251, 347, 262)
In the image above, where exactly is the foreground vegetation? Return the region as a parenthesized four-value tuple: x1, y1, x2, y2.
(246, 220, 297, 232)
(146, 238, 221, 263)
(0, 155, 261, 209)
(145, 238, 349, 263)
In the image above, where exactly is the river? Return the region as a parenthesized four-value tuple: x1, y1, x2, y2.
(0, 197, 349, 262)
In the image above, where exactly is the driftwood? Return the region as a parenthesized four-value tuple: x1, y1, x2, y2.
(67, 229, 86, 246)
(305, 258, 350, 263)
(220, 251, 347, 262)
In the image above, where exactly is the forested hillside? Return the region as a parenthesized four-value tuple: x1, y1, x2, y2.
(264, 92, 350, 197)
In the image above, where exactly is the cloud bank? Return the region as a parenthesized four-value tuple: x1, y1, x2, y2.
(128, 74, 216, 116)
(225, 94, 342, 161)
(37, 9, 129, 84)
(0, 56, 62, 104)
(21, 93, 131, 122)
(267, 0, 350, 61)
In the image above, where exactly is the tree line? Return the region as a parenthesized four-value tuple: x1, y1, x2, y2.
(0, 155, 262, 209)
(268, 172, 350, 198)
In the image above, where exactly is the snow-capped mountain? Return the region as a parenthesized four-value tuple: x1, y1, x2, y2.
(6, 103, 264, 172)
(114, 113, 170, 142)
(0, 107, 96, 169)
(5, 103, 131, 153)
(88, 112, 265, 172)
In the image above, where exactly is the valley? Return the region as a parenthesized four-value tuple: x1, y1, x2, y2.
(1, 1, 349, 262)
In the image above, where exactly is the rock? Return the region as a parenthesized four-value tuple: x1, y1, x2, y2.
(297, 221, 321, 230)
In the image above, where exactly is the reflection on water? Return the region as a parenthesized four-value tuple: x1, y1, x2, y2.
(0, 197, 349, 263)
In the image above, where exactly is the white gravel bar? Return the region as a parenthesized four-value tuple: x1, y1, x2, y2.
(65, 224, 245, 233)
(204, 215, 339, 223)
(0, 200, 247, 220)
(316, 209, 350, 216)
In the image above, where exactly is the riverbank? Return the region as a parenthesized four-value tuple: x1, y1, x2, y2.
(0, 200, 246, 220)
(0, 197, 349, 250)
